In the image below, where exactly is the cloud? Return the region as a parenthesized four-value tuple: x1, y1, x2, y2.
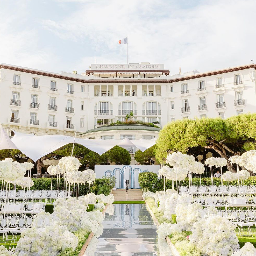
(43, 0, 256, 74)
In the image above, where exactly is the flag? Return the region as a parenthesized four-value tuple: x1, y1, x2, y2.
(119, 37, 128, 44)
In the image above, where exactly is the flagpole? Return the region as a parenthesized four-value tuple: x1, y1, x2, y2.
(127, 37, 128, 64)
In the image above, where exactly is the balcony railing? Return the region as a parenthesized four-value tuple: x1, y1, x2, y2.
(197, 87, 206, 91)
(216, 102, 226, 108)
(65, 107, 74, 113)
(13, 82, 21, 85)
(67, 90, 74, 94)
(30, 119, 39, 125)
(234, 81, 243, 85)
(50, 87, 58, 91)
(30, 102, 40, 108)
(142, 110, 161, 115)
(94, 110, 113, 115)
(48, 104, 57, 111)
(32, 84, 39, 88)
(216, 84, 224, 88)
(10, 99, 21, 106)
(49, 122, 57, 127)
(10, 118, 20, 123)
(118, 110, 137, 115)
(198, 104, 207, 111)
(181, 106, 190, 113)
(234, 99, 245, 106)
(66, 124, 74, 129)
(181, 90, 189, 94)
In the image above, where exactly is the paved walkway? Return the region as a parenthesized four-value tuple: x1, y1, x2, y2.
(111, 189, 143, 201)
(86, 204, 173, 256)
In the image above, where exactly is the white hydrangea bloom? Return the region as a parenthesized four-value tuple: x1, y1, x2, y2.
(232, 242, 256, 256)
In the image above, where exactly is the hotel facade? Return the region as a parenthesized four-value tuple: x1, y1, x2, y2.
(0, 62, 255, 140)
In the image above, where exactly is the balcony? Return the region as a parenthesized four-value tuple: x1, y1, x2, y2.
(234, 99, 245, 106)
(67, 90, 74, 94)
(10, 118, 20, 123)
(142, 110, 161, 115)
(65, 107, 74, 113)
(181, 90, 189, 94)
(181, 106, 190, 113)
(234, 81, 243, 85)
(66, 124, 74, 129)
(30, 102, 40, 109)
(13, 82, 21, 85)
(50, 87, 58, 91)
(30, 119, 39, 125)
(198, 104, 207, 111)
(216, 102, 226, 108)
(48, 104, 57, 111)
(10, 99, 21, 106)
(32, 84, 39, 89)
(197, 87, 206, 91)
(94, 110, 113, 115)
(49, 122, 57, 127)
(216, 84, 224, 88)
(118, 110, 137, 115)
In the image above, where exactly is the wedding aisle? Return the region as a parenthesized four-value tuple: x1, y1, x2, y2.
(85, 204, 172, 256)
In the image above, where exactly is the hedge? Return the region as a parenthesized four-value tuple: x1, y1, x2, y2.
(138, 172, 256, 192)
(4, 177, 115, 196)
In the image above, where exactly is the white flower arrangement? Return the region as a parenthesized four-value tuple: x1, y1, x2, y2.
(166, 152, 195, 170)
(190, 215, 239, 256)
(205, 157, 227, 168)
(58, 156, 81, 172)
(191, 161, 205, 174)
(232, 242, 256, 256)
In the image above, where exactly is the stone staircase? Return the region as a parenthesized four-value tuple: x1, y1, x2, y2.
(111, 189, 143, 201)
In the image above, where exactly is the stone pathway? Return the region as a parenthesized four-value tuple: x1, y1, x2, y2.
(86, 204, 173, 256)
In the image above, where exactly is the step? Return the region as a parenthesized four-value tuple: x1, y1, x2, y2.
(111, 189, 143, 201)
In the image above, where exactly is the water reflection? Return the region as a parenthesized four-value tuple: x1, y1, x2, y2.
(86, 204, 172, 256)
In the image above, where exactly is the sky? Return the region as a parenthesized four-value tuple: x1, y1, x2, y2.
(0, 0, 256, 75)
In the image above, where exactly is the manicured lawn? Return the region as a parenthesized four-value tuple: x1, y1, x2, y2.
(0, 234, 20, 249)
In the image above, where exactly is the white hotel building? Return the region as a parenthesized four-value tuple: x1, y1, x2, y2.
(0, 62, 255, 140)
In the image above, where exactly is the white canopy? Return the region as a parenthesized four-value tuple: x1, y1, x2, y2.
(10, 131, 156, 162)
(0, 125, 18, 150)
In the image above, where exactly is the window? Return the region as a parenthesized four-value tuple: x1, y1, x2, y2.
(66, 117, 72, 128)
(235, 91, 245, 105)
(170, 101, 174, 110)
(217, 94, 224, 103)
(182, 99, 190, 112)
(13, 75, 21, 85)
(67, 99, 72, 108)
(80, 118, 84, 128)
(31, 95, 38, 103)
(51, 81, 57, 91)
(49, 115, 55, 123)
(12, 92, 20, 100)
(181, 83, 188, 93)
(171, 118, 175, 122)
(235, 91, 243, 100)
(234, 75, 242, 85)
(49, 97, 56, 106)
(199, 97, 206, 110)
(101, 135, 114, 140)
(10, 110, 19, 123)
(81, 101, 84, 111)
(237, 109, 243, 115)
(30, 112, 39, 125)
(120, 135, 135, 140)
(67, 84, 74, 94)
(142, 135, 154, 140)
(32, 78, 39, 88)
(200, 114, 207, 118)
(216, 77, 222, 87)
(99, 102, 109, 114)
(218, 112, 224, 119)
(170, 86, 173, 92)
(198, 81, 205, 91)
(81, 85, 85, 92)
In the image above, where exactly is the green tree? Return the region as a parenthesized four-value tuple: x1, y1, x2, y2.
(155, 114, 256, 172)
(134, 145, 156, 165)
(101, 146, 131, 165)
